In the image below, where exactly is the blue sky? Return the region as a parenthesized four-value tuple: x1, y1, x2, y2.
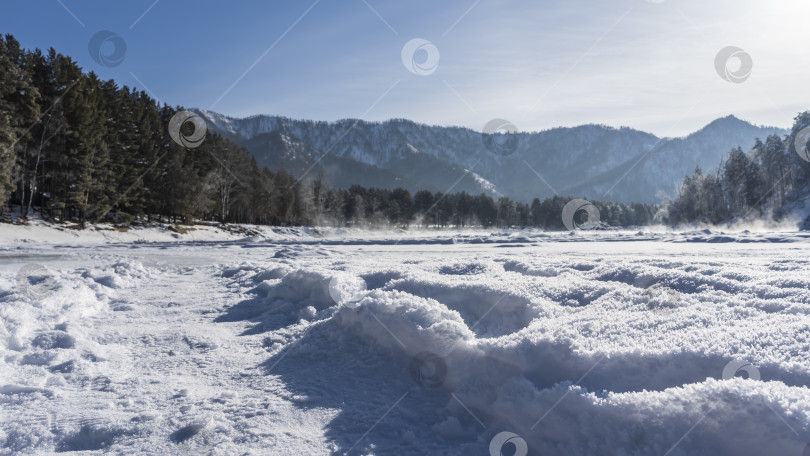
(2, 0, 808, 137)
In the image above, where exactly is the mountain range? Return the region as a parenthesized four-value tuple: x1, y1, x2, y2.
(194, 110, 787, 203)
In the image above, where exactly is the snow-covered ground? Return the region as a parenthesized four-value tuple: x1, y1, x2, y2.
(2, 224, 810, 455)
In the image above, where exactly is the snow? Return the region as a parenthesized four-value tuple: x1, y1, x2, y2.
(1, 224, 810, 455)
(468, 170, 503, 198)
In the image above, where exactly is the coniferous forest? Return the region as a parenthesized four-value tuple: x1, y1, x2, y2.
(668, 112, 810, 226)
(0, 35, 658, 229)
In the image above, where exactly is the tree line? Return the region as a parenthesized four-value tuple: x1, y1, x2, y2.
(0, 34, 658, 229)
(667, 112, 810, 225)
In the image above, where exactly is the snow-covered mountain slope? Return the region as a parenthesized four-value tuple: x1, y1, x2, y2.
(196, 110, 786, 203)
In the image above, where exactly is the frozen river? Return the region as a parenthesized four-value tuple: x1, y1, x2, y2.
(2, 228, 810, 455)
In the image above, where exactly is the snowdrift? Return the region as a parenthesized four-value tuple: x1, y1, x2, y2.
(216, 255, 810, 455)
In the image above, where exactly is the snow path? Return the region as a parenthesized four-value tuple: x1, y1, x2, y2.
(1, 230, 810, 455)
(102, 262, 338, 454)
(1, 250, 339, 454)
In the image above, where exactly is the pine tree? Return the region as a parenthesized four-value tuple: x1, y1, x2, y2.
(1, 35, 41, 212)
